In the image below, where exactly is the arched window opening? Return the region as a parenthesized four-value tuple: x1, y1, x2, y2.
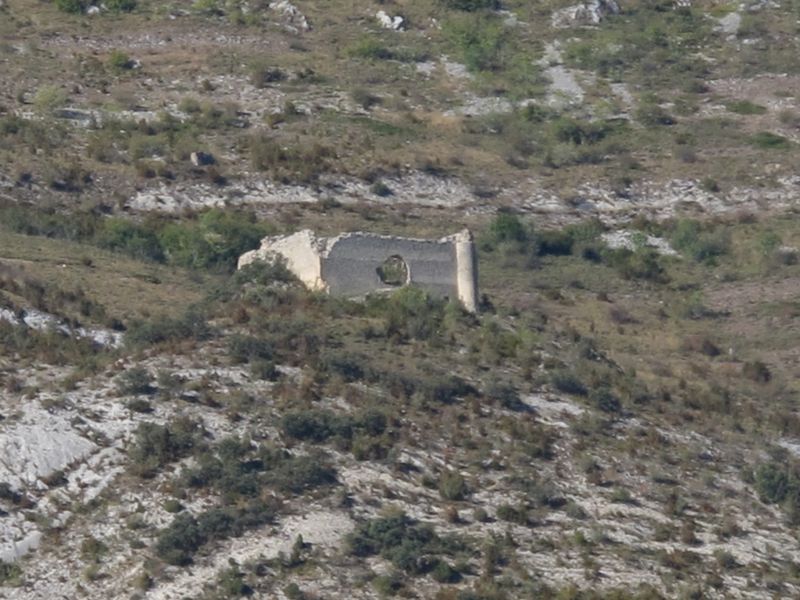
(377, 255, 409, 287)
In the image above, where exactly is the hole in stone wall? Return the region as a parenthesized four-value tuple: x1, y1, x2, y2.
(377, 255, 409, 287)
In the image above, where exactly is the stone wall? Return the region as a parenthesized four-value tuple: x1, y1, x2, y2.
(238, 229, 478, 312)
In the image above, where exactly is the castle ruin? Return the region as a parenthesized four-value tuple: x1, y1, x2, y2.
(238, 229, 479, 312)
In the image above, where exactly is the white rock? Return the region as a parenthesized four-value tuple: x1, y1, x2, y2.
(376, 10, 404, 31)
(717, 11, 741, 36)
(602, 231, 678, 256)
(269, 0, 310, 32)
(0, 307, 123, 347)
(552, 0, 620, 28)
(86, 5, 100, 15)
(0, 412, 98, 490)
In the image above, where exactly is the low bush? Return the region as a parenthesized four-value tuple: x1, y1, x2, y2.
(750, 131, 791, 149)
(743, 360, 771, 383)
(347, 512, 459, 577)
(117, 366, 154, 395)
(438, 471, 469, 501)
(128, 417, 204, 478)
(726, 100, 766, 115)
(126, 309, 212, 348)
(669, 219, 729, 264)
(281, 408, 388, 448)
(156, 501, 274, 565)
(367, 286, 447, 342)
(550, 370, 587, 396)
(440, 0, 498, 10)
(0, 562, 22, 586)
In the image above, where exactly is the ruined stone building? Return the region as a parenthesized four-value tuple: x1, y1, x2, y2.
(238, 229, 479, 312)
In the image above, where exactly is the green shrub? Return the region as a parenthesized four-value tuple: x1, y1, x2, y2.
(249, 134, 334, 183)
(496, 503, 528, 525)
(250, 359, 279, 381)
(549, 117, 610, 145)
(484, 380, 524, 411)
(482, 213, 529, 248)
(155, 513, 205, 565)
(230, 258, 295, 288)
(372, 572, 404, 595)
(33, 85, 68, 115)
(156, 503, 274, 565)
(591, 387, 621, 413)
(126, 309, 212, 348)
(117, 366, 154, 395)
(158, 209, 268, 271)
(431, 560, 461, 583)
(0, 562, 23, 586)
(550, 371, 587, 396)
(347, 512, 445, 575)
(269, 453, 337, 494)
(280, 408, 387, 446)
(537, 229, 575, 256)
(438, 471, 468, 501)
(726, 100, 766, 115)
(743, 360, 771, 383)
(53, 0, 85, 13)
(368, 286, 447, 342)
(417, 374, 475, 405)
(348, 37, 395, 60)
(635, 103, 675, 126)
(80, 536, 108, 562)
(445, 14, 507, 73)
(228, 335, 274, 364)
(281, 410, 352, 443)
(751, 131, 791, 149)
(756, 461, 791, 503)
(248, 61, 286, 88)
(669, 219, 729, 264)
(318, 351, 366, 382)
(108, 50, 134, 72)
(440, 0, 498, 10)
(214, 567, 252, 598)
(603, 247, 667, 281)
(95, 219, 165, 262)
(105, 0, 136, 10)
(128, 418, 203, 478)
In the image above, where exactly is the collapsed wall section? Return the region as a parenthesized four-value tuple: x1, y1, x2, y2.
(237, 229, 324, 290)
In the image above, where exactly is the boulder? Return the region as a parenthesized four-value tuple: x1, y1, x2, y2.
(190, 151, 215, 167)
(376, 10, 404, 31)
(551, 0, 620, 28)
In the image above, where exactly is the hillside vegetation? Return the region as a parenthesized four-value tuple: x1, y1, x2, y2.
(3, 0, 800, 598)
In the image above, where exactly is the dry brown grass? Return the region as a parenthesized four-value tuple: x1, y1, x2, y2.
(0, 231, 212, 322)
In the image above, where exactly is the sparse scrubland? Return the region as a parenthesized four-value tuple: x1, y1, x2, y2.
(4, 0, 800, 597)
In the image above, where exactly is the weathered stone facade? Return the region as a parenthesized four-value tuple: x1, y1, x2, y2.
(238, 229, 479, 312)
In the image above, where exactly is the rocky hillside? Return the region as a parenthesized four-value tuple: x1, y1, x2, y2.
(3, 0, 800, 598)
(3, 0, 800, 219)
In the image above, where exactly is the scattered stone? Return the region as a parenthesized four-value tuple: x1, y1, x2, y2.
(269, 0, 311, 32)
(717, 11, 742, 36)
(551, 0, 620, 28)
(376, 10, 404, 30)
(601, 231, 679, 256)
(0, 307, 123, 347)
(539, 42, 586, 107)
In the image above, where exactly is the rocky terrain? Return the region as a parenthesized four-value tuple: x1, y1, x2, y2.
(3, 0, 800, 598)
